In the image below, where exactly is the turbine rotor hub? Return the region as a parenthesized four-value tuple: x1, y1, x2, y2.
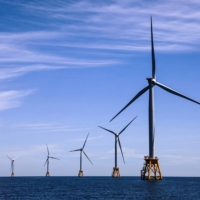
(146, 78, 156, 84)
(146, 78, 155, 81)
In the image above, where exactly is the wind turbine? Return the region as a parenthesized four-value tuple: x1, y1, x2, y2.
(6, 155, 18, 177)
(110, 17, 200, 180)
(69, 133, 93, 177)
(44, 144, 59, 177)
(98, 116, 137, 178)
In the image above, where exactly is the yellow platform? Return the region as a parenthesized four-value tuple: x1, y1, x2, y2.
(141, 156, 162, 180)
(78, 170, 84, 177)
(46, 172, 50, 177)
(112, 167, 120, 178)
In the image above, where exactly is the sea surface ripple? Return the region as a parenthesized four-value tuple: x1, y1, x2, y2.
(0, 177, 200, 199)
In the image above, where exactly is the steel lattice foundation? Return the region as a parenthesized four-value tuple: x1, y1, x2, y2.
(112, 167, 120, 178)
(78, 170, 84, 177)
(141, 156, 162, 180)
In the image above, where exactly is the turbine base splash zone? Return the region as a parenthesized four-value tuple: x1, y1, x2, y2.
(112, 167, 120, 178)
(46, 172, 50, 177)
(78, 170, 84, 177)
(141, 156, 162, 180)
(11, 173, 14, 177)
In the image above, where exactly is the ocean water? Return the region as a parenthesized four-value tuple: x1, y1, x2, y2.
(0, 177, 200, 199)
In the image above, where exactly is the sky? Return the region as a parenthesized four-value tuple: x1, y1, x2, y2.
(0, 0, 200, 177)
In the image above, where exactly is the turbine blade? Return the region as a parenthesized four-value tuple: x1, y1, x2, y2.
(82, 133, 89, 149)
(110, 85, 150, 122)
(69, 149, 81, 152)
(6, 155, 12, 161)
(83, 150, 93, 165)
(13, 156, 18, 160)
(118, 137, 125, 164)
(46, 144, 50, 156)
(151, 17, 156, 79)
(155, 81, 200, 105)
(49, 156, 59, 160)
(44, 158, 48, 166)
(118, 116, 137, 135)
(98, 126, 117, 136)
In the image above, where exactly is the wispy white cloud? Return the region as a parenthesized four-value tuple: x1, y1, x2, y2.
(67, 135, 103, 143)
(0, 89, 36, 110)
(98, 147, 145, 160)
(161, 155, 200, 165)
(0, 61, 115, 81)
(16, 0, 200, 52)
(1, 0, 200, 82)
(1, 143, 61, 158)
(16, 122, 91, 132)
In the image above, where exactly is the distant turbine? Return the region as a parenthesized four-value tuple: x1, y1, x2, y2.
(6, 155, 18, 177)
(44, 144, 59, 177)
(99, 117, 137, 178)
(69, 133, 93, 177)
(110, 17, 200, 180)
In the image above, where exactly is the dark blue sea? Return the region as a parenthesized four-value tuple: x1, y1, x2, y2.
(0, 177, 200, 199)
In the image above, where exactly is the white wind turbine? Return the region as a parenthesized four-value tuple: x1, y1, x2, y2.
(6, 155, 18, 177)
(44, 144, 59, 177)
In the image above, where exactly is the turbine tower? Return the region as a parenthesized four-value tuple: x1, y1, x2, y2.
(110, 17, 200, 180)
(99, 116, 137, 178)
(6, 155, 18, 177)
(69, 133, 93, 177)
(44, 144, 59, 177)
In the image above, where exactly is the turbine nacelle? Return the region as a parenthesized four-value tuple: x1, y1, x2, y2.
(146, 78, 156, 82)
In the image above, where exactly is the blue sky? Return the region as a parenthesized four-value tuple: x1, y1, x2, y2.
(0, 0, 200, 176)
